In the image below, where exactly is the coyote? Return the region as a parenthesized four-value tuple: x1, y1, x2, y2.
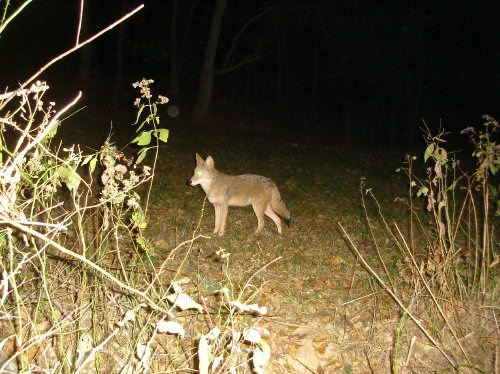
(189, 154, 291, 236)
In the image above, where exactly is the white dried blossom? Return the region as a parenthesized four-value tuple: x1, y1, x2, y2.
(114, 164, 128, 181)
(132, 78, 154, 88)
(127, 197, 140, 209)
(158, 95, 169, 104)
(43, 184, 57, 195)
(132, 78, 154, 99)
(128, 171, 140, 185)
(63, 146, 75, 158)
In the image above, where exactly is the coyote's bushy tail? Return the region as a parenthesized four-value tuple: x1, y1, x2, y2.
(271, 188, 291, 227)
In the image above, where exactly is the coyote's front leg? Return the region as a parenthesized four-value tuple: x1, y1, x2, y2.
(213, 203, 221, 234)
(218, 204, 229, 236)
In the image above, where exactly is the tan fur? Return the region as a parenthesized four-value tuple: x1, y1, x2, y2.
(189, 153, 291, 236)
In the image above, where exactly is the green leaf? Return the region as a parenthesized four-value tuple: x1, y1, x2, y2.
(0, 233, 6, 249)
(136, 234, 153, 253)
(89, 158, 97, 173)
(132, 210, 147, 230)
(133, 105, 145, 125)
(44, 120, 60, 142)
(59, 165, 81, 191)
(343, 363, 352, 374)
(490, 163, 499, 176)
(424, 143, 434, 162)
(132, 131, 152, 146)
(449, 179, 457, 191)
(81, 155, 93, 166)
(136, 119, 147, 133)
(81, 156, 98, 174)
(135, 148, 148, 165)
(434, 147, 447, 163)
(489, 184, 498, 199)
(153, 128, 169, 143)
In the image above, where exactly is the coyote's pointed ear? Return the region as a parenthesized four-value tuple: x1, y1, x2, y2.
(205, 155, 214, 168)
(195, 153, 204, 165)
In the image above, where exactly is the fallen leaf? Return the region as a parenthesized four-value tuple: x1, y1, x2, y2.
(198, 335, 210, 374)
(154, 320, 185, 338)
(313, 333, 329, 343)
(312, 340, 327, 354)
(165, 292, 203, 312)
(328, 255, 343, 266)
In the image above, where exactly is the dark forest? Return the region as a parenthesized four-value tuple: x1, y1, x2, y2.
(1, 0, 498, 146)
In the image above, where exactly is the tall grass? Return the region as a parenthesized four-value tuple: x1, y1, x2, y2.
(340, 117, 499, 373)
(0, 4, 274, 373)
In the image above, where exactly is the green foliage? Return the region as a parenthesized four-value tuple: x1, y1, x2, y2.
(343, 363, 352, 374)
(131, 207, 154, 253)
(81, 154, 98, 174)
(57, 163, 81, 191)
(131, 78, 169, 165)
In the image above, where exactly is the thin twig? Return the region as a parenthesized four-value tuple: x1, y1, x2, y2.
(393, 221, 472, 364)
(76, 0, 85, 45)
(0, 216, 173, 317)
(0, 83, 49, 100)
(3, 92, 82, 182)
(0, 0, 32, 35)
(0, 4, 144, 109)
(338, 222, 455, 366)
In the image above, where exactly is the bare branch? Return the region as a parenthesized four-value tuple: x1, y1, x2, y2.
(223, 9, 268, 69)
(0, 216, 173, 317)
(76, 0, 85, 45)
(215, 55, 262, 76)
(0, 0, 32, 35)
(0, 83, 49, 101)
(0, 4, 144, 109)
(3, 91, 82, 182)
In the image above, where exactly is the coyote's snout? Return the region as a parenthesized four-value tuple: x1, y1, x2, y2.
(189, 153, 291, 236)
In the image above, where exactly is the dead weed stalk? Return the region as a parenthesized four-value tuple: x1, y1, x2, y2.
(340, 117, 499, 373)
(0, 4, 274, 373)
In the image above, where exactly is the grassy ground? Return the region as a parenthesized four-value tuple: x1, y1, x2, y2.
(132, 125, 418, 372)
(26, 113, 494, 373)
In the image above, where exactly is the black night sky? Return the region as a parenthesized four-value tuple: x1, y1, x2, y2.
(1, 0, 499, 147)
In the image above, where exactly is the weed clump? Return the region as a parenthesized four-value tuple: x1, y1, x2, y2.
(340, 116, 499, 373)
(0, 5, 274, 373)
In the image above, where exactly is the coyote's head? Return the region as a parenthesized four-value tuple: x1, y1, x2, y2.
(188, 153, 214, 191)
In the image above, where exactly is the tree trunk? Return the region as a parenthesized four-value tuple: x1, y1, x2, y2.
(171, 0, 199, 97)
(191, 0, 227, 124)
(170, 0, 179, 95)
(277, 26, 289, 114)
(311, 2, 321, 128)
(112, 0, 129, 106)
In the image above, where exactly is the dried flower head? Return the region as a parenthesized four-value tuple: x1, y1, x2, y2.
(132, 78, 154, 100)
(158, 95, 169, 104)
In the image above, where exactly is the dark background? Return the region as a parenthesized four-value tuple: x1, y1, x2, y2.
(0, 0, 498, 147)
